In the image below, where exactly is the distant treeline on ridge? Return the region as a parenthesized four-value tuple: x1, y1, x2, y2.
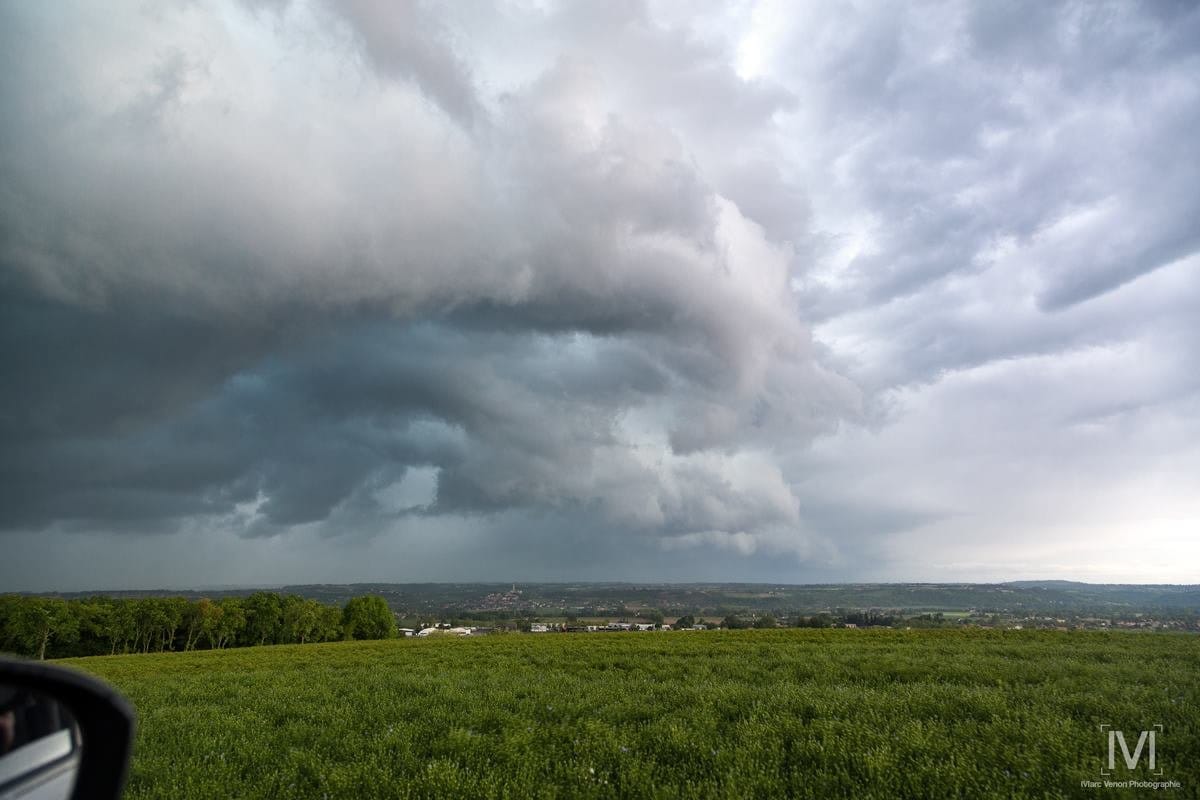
(0, 592, 396, 660)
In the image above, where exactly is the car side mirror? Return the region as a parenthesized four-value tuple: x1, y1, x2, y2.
(0, 658, 135, 800)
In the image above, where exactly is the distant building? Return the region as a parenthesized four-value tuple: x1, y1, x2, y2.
(480, 583, 526, 611)
(416, 626, 477, 637)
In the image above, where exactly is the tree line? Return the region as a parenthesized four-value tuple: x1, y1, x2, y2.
(0, 592, 397, 660)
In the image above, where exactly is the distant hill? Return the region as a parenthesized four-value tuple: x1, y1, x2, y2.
(38, 581, 1200, 615)
(1000, 581, 1200, 610)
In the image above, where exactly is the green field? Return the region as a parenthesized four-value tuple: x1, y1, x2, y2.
(64, 630, 1198, 799)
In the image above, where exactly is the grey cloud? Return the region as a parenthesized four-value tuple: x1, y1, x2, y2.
(332, 0, 482, 126)
(3, 0, 1196, 589)
(121, 50, 199, 131)
(774, 0, 1200, 377)
(0, 273, 835, 547)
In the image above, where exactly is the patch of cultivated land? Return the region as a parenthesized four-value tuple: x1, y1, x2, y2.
(64, 630, 1198, 799)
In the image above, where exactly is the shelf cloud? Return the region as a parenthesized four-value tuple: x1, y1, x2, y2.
(2, 1, 1197, 589)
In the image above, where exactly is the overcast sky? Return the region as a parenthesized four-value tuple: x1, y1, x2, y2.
(2, 1, 1198, 591)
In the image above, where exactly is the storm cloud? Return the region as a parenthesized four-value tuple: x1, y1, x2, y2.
(2, 1, 1197, 589)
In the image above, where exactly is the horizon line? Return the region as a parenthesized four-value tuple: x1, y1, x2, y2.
(13, 578, 1200, 595)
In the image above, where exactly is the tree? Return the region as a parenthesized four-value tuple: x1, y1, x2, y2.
(197, 598, 223, 650)
(132, 598, 169, 653)
(316, 604, 344, 642)
(753, 614, 778, 629)
(641, 608, 665, 626)
(68, 601, 100, 656)
(341, 596, 396, 640)
(215, 598, 246, 649)
(160, 598, 189, 651)
(103, 601, 137, 654)
(243, 592, 284, 647)
(180, 601, 205, 651)
(0, 595, 22, 653)
(282, 596, 324, 644)
(675, 615, 695, 629)
(5, 598, 79, 660)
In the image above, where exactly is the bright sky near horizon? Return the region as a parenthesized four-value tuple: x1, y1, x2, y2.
(2, 0, 1198, 590)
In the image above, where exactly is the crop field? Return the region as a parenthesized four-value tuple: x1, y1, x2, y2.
(65, 630, 1197, 799)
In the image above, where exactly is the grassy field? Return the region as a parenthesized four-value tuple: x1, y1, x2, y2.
(64, 630, 1197, 799)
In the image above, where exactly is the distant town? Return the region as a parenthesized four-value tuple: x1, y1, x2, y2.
(48, 580, 1200, 637)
